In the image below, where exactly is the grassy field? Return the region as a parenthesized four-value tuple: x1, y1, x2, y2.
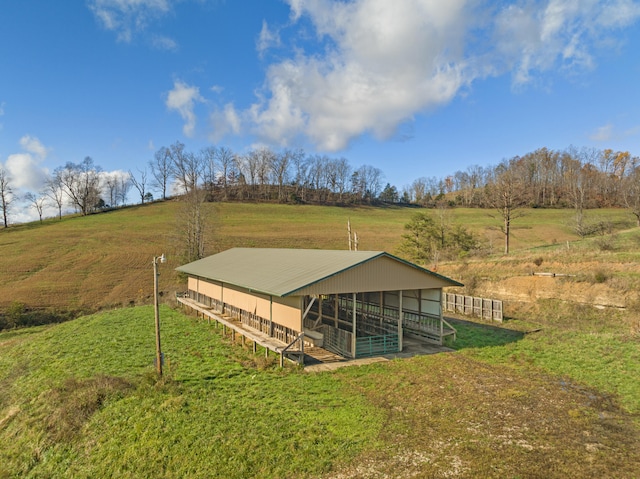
(1, 201, 639, 477)
(1, 306, 639, 478)
(1, 200, 637, 313)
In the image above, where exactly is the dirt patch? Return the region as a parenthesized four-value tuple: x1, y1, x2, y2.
(478, 275, 631, 308)
(326, 354, 640, 478)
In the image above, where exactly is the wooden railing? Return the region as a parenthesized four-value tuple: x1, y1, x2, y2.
(443, 293, 503, 322)
(280, 333, 305, 367)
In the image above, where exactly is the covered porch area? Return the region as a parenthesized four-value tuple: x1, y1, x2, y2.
(302, 289, 457, 359)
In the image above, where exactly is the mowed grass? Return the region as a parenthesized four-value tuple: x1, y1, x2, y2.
(2, 200, 639, 477)
(1, 306, 639, 478)
(0, 306, 382, 478)
(1, 200, 635, 311)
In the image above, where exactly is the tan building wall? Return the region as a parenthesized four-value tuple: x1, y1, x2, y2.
(272, 296, 302, 331)
(190, 277, 223, 301)
(189, 277, 302, 333)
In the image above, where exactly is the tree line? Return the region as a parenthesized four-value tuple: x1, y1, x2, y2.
(1, 143, 638, 235)
(407, 147, 639, 219)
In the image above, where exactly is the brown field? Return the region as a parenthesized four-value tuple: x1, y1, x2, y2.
(0, 200, 638, 315)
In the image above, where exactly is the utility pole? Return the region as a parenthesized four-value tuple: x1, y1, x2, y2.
(153, 254, 166, 376)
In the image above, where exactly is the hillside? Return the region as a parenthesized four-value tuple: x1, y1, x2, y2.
(1, 306, 639, 478)
(1, 202, 639, 477)
(1, 200, 638, 317)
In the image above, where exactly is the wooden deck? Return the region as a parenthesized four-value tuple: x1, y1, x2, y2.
(177, 296, 454, 371)
(177, 296, 295, 359)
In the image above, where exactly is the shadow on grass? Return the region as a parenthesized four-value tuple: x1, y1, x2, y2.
(446, 317, 525, 350)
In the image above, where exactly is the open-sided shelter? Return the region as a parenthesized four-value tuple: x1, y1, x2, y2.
(176, 248, 462, 358)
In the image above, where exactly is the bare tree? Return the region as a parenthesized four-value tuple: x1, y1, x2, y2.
(352, 165, 383, 203)
(0, 167, 14, 227)
(117, 173, 131, 205)
(256, 147, 275, 199)
(333, 157, 351, 202)
(237, 150, 260, 197)
(291, 150, 309, 201)
(486, 159, 526, 254)
(564, 147, 599, 236)
(176, 185, 210, 262)
(57, 157, 103, 215)
(149, 146, 172, 200)
(24, 192, 47, 223)
(271, 149, 292, 202)
(623, 156, 640, 227)
(168, 141, 190, 194)
(215, 146, 236, 199)
(44, 171, 66, 220)
(201, 146, 217, 198)
(103, 172, 122, 207)
(129, 168, 149, 204)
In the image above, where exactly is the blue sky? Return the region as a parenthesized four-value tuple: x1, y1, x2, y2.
(2, 0, 640, 221)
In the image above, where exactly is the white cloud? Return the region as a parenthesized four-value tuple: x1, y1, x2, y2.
(244, 0, 473, 150)
(20, 135, 49, 159)
(165, 80, 204, 137)
(209, 103, 242, 142)
(257, 20, 281, 57)
(4, 135, 50, 191)
(590, 122, 640, 142)
(495, 0, 640, 86)
(151, 34, 178, 51)
(590, 123, 614, 141)
(213, 0, 640, 152)
(89, 0, 172, 42)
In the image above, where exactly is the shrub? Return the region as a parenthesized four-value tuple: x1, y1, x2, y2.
(594, 234, 617, 251)
(533, 257, 544, 267)
(593, 270, 608, 284)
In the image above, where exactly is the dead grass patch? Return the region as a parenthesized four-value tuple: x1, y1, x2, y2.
(328, 354, 640, 478)
(43, 375, 133, 442)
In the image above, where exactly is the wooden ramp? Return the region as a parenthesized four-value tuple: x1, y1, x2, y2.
(177, 296, 295, 360)
(304, 347, 346, 365)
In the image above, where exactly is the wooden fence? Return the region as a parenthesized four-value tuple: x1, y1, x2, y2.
(443, 293, 503, 322)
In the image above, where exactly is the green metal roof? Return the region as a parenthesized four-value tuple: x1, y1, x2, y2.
(176, 248, 462, 297)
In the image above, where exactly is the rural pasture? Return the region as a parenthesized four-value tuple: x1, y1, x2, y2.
(1, 201, 639, 477)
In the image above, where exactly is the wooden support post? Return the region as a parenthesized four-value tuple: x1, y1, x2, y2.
(280, 352, 284, 368)
(352, 292, 357, 358)
(253, 341, 257, 354)
(439, 289, 444, 345)
(232, 329, 236, 342)
(265, 347, 269, 359)
(334, 294, 339, 328)
(398, 290, 403, 352)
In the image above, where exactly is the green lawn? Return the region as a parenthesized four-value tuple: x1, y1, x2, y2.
(1, 305, 639, 478)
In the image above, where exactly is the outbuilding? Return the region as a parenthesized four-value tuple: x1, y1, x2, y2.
(176, 248, 462, 359)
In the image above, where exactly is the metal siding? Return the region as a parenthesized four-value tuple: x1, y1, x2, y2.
(272, 296, 302, 332)
(197, 280, 222, 301)
(223, 285, 258, 314)
(295, 256, 454, 295)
